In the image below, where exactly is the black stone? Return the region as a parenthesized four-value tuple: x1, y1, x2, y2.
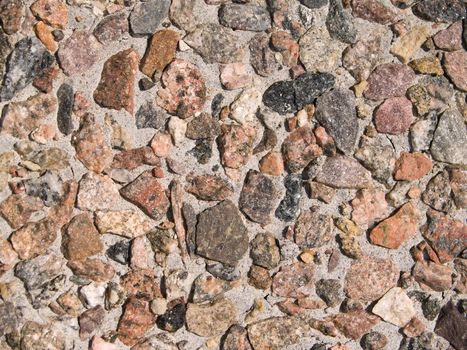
(275, 174, 301, 222)
(326, 0, 357, 44)
(412, 0, 466, 23)
(435, 302, 467, 350)
(300, 0, 328, 9)
(206, 262, 240, 281)
(56, 83, 74, 135)
(211, 93, 224, 119)
(188, 139, 213, 164)
(135, 101, 166, 129)
(139, 77, 155, 91)
(263, 80, 296, 114)
(106, 240, 130, 265)
(156, 302, 186, 332)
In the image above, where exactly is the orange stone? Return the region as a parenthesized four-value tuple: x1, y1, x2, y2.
(259, 151, 284, 176)
(140, 29, 180, 78)
(34, 21, 57, 52)
(394, 152, 432, 181)
(30, 0, 68, 29)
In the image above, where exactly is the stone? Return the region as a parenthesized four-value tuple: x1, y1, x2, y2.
(281, 126, 322, 173)
(93, 12, 128, 45)
(170, 0, 196, 31)
(196, 200, 248, 266)
(450, 168, 467, 208)
(222, 325, 252, 350)
(250, 232, 280, 269)
(344, 255, 399, 302)
(94, 49, 139, 114)
(95, 210, 153, 238)
(34, 21, 57, 52)
(0, 0, 24, 34)
(20, 321, 65, 350)
(135, 101, 166, 129)
(67, 258, 115, 283)
(326, 0, 357, 44)
(186, 175, 233, 201)
(219, 4, 270, 31)
(118, 297, 155, 346)
(90, 336, 119, 350)
(57, 30, 101, 76)
(409, 56, 444, 76)
(79, 305, 105, 339)
(430, 109, 467, 165)
(307, 181, 336, 204)
(294, 72, 335, 110)
(219, 123, 256, 169)
(56, 290, 82, 316)
(140, 29, 179, 78)
(300, 25, 342, 73)
(275, 174, 301, 222)
(361, 332, 388, 350)
(0, 302, 20, 336)
(364, 63, 416, 101)
(129, 0, 170, 36)
(0, 238, 17, 275)
(330, 310, 379, 339)
(14, 254, 63, 290)
(77, 172, 120, 211)
(120, 269, 162, 300)
(413, 261, 453, 291)
(374, 97, 414, 135)
(192, 274, 231, 303)
(23, 171, 62, 207)
(247, 316, 310, 350)
(369, 202, 420, 249)
(351, 188, 388, 226)
(56, 83, 74, 135)
(156, 59, 206, 119)
(219, 63, 251, 90)
(443, 50, 467, 91)
(185, 113, 220, 140)
(315, 88, 358, 154)
(248, 265, 272, 290)
(229, 89, 261, 125)
(300, 0, 328, 8)
(316, 279, 341, 307)
(272, 262, 314, 298)
(249, 33, 278, 77)
(72, 114, 113, 173)
(412, 0, 466, 23)
(62, 213, 103, 261)
(351, 0, 396, 24)
(111, 146, 159, 170)
(315, 155, 373, 189)
(435, 302, 467, 350)
(156, 301, 186, 332)
(259, 152, 284, 176)
(262, 80, 296, 114)
(422, 210, 467, 263)
(184, 23, 244, 64)
(106, 240, 129, 265)
(0, 37, 52, 101)
(23, 146, 70, 170)
(372, 287, 415, 327)
(294, 209, 333, 248)
(30, 0, 67, 28)
(403, 317, 426, 337)
(394, 152, 432, 180)
(79, 283, 106, 308)
(186, 298, 236, 337)
(433, 21, 463, 51)
(0, 194, 42, 229)
(423, 170, 454, 212)
(391, 26, 429, 63)
(343, 35, 385, 81)
(150, 132, 172, 158)
(239, 170, 277, 224)
(1, 93, 57, 139)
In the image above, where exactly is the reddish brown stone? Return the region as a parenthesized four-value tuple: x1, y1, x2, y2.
(94, 49, 139, 114)
(315, 155, 373, 189)
(450, 168, 467, 208)
(141, 29, 180, 78)
(67, 258, 115, 283)
(364, 63, 416, 101)
(79, 305, 105, 339)
(259, 152, 284, 176)
(0, 238, 17, 276)
(219, 124, 256, 169)
(72, 114, 113, 173)
(32, 64, 60, 93)
(351, 0, 396, 24)
(412, 261, 453, 292)
(282, 126, 322, 173)
(117, 297, 155, 346)
(272, 262, 314, 298)
(344, 255, 399, 302)
(394, 152, 433, 181)
(351, 188, 388, 226)
(294, 208, 333, 249)
(422, 210, 467, 263)
(403, 317, 425, 337)
(186, 174, 233, 201)
(111, 147, 160, 170)
(156, 59, 207, 119)
(61, 213, 103, 261)
(93, 12, 128, 45)
(314, 126, 336, 157)
(433, 21, 463, 51)
(0, 0, 24, 34)
(443, 50, 467, 92)
(120, 269, 162, 301)
(369, 202, 420, 249)
(248, 265, 272, 290)
(374, 97, 414, 135)
(30, 0, 68, 28)
(0, 194, 42, 229)
(330, 310, 379, 339)
(270, 31, 299, 67)
(120, 171, 169, 220)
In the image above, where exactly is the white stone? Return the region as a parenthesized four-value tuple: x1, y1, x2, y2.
(372, 287, 415, 327)
(95, 210, 154, 238)
(79, 283, 106, 308)
(77, 172, 120, 211)
(229, 89, 260, 125)
(168, 117, 187, 145)
(150, 297, 168, 315)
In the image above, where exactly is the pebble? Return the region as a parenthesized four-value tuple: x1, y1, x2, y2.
(355, 137, 395, 182)
(72, 114, 113, 173)
(326, 0, 357, 44)
(259, 152, 284, 176)
(403, 317, 426, 337)
(351, 188, 388, 226)
(141, 29, 180, 78)
(239, 170, 277, 224)
(220, 63, 252, 90)
(330, 310, 379, 339)
(34, 21, 57, 52)
(185, 112, 220, 140)
(170, 0, 196, 31)
(79, 305, 105, 339)
(30, 0, 67, 28)
(219, 124, 256, 169)
(186, 298, 236, 337)
(106, 240, 129, 265)
(409, 56, 444, 76)
(14, 254, 63, 290)
(117, 297, 155, 346)
(111, 146, 160, 170)
(135, 101, 166, 129)
(196, 200, 248, 266)
(343, 35, 385, 81)
(229, 89, 261, 125)
(67, 258, 115, 283)
(94, 49, 139, 114)
(315, 155, 372, 189)
(95, 209, 153, 238)
(121, 269, 162, 300)
(391, 25, 429, 64)
(192, 274, 231, 303)
(300, 25, 342, 72)
(249, 33, 278, 77)
(433, 21, 463, 51)
(0, 0, 24, 34)
(62, 213, 103, 261)
(412, 0, 466, 23)
(156, 301, 186, 332)
(129, 0, 170, 36)
(56, 83, 74, 135)
(361, 331, 388, 350)
(450, 168, 467, 208)
(184, 23, 244, 64)
(272, 262, 314, 298)
(394, 152, 432, 180)
(222, 325, 252, 350)
(315, 88, 358, 155)
(218, 4, 270, 32)
(344, 255, 399, 302)
(443, 50, 467, 92)
(156, 59, 206, 119)
(374, 96, 414, 135)
(369, 202, 420, 249)
(248, 265, 272, 290)
(250, 232, 280, 269)
(20, 321, 65, 350)
(93, 12, 128, 45)
(372, 287, 416, 327)
(90, 336, 119, 350)
(430, 109, 467, 165)
(186, 174, 233, 201)
(77, 172, 119, 212)
(275, 174, 301, 222)
(294, 209, 333, 248)
(120, 171, 169, 220)
(363, 63, 416, 101)
(316, 279, 342, 307)
(0, 37, 51, 101)
(434, 302, 467, 350)
(281, 126, 322, 173)
(0, 193, 42, 229)
(57, 30, 101, 76)
(351, 0, 396, 24)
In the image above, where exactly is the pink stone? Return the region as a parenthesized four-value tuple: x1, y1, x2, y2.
(351, 188, 388, 226)
(374, 96, 414, 135)
(394, 152, 433, 181)
(90, 336, 118, 350)
(219, 63, 252, 90)
(443, 50, 467, 92)
(150, 132, 172, 158)
(364, 63, 416, 101)
(433, 21, 463, 51)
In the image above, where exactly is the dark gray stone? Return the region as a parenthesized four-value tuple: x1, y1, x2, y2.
(57, 83, 74, 135)
(275, 174, 301, 222)
(263, 80, 296, 114)
(422, 296, 441, 321)
(135, 101, 166, 129)
(106, 240, 130, 265)
(315, 279, 342, 307)
(413, 0, 466, 23)
(0, 28, 11, 78)
(219, 4, 270, 32)
(249, 33, 278, 77)
(435, 302, 467, 350)
(188, 139, 213, 164)
(315, 88, 358, 155)
(250, 232, 280, 269)
(14, 254, 63, 291)
(206, 262, 240, 281)
(326, 0, 357, 44)
(0, 302, 20, 336)
(300, 0, 328, 9)
(129, 0, 170, 36)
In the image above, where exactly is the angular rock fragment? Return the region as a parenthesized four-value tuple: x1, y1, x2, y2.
(62, 213, 103, 261)
(186, 298, 236, 337)
(14, 254, 63, 290)
(351, 188, 388, 226)
(0, 193, 42, 229)
(364, 63, 416, 101)
(95, 210, 153, 238)
(170, 0, 196, 31)
(219, 4, 270, 31)
(20, 321, 65, 350)
(443, 50, 467, 92)
(222, 325, 252, 350)
(79, 305, 105, 339)
(374, 97, 414, 135)
(56, 83, 74, 135)
(294, 209, 333, 248)
(250, 232, 280, 269)
(118, 297, 155, 346)
(77, 172, 120, 211)
(0, 0, 24, 34)
(129, 0, 170, 36)
(412, 0, 466, 23)
(141, 29, 179, 78)
(275, 174, 301, 222)
(372, 287, 416, 327)
(219, 123, 256, 169)
(282, 126, 322, 173)
(331, 310, 379, 339)
(67, 258, 115, 283)
(192, 274, 231, 303)
(156, 301, 186, 332)
(434, 302, 467, 350)
(351, 0, 396, 24)
(93, 12, 128, 45)
(412, 261, 453, 292)
(326, 0, 357, 44)
(186, 175, 233, 201)
(391, 26, 429, 64)
(30, 0, 68, 29)
(315, 155, 372, 189)
(433, 21, 463, 51)
(249, 33, 278, 77)
(272, 262, 314, 298)
(394, 152, 432, 181)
